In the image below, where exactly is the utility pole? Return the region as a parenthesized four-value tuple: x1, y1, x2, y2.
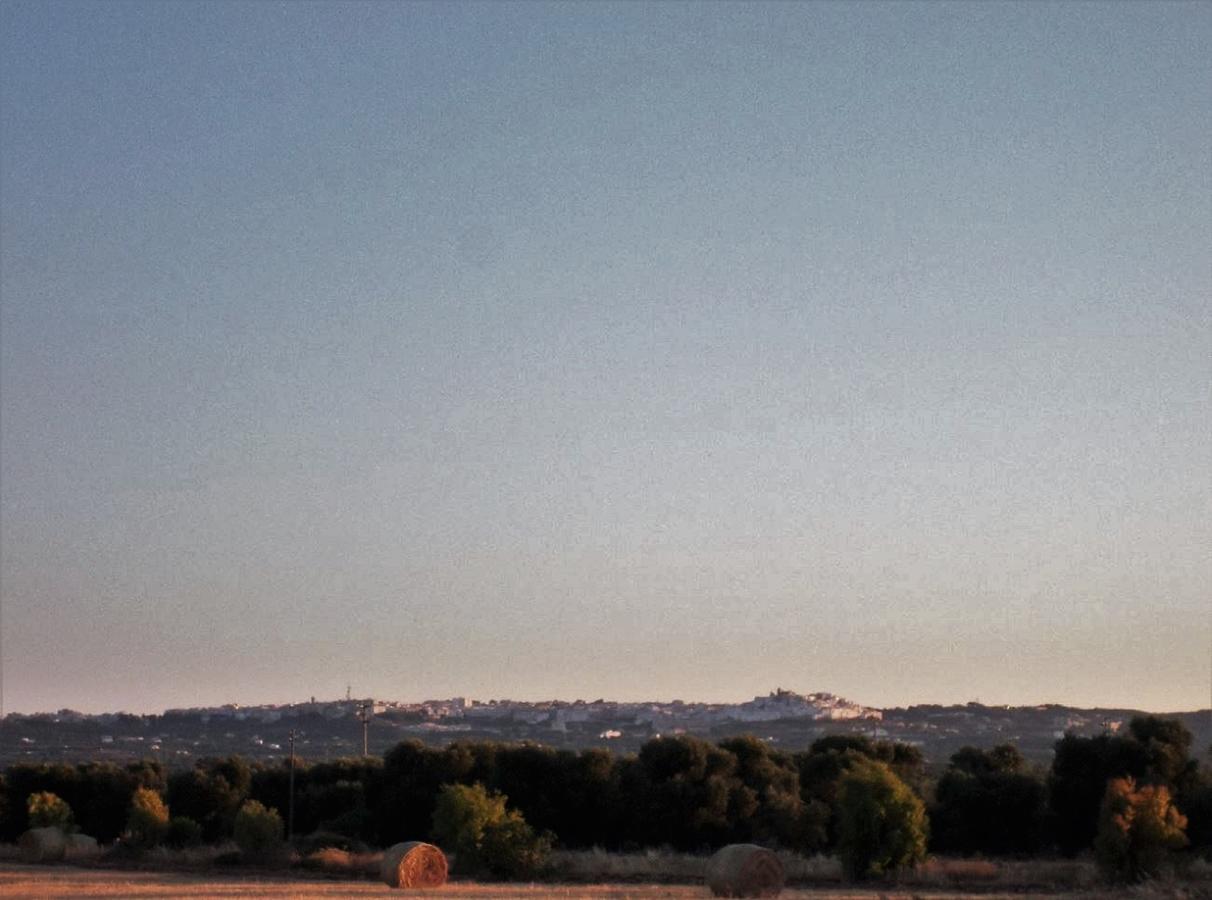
(287, 730, 296, 842)
(356, 701, 372, 756)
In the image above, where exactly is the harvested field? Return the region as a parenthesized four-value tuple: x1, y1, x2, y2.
(0, 864, 1175, 899)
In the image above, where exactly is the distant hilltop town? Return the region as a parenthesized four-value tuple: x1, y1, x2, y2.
(2, 688, 1207, 769)
(162, 688, 881, 731)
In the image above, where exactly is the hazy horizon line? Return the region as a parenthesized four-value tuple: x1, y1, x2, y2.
(4, 688, 1208, 719)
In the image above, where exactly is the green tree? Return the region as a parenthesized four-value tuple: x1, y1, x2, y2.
(27, 792, 75, 832)
(1094, 777, 1188, 882)
(835, 760, 928, 881)
(431, 782, 508, 870)
(431, 782, 549, 878)
(126, 787, 169, 849)
(233, 800, 285, 859)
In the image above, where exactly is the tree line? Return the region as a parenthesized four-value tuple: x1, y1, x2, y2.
(2, 716, 1207, 879)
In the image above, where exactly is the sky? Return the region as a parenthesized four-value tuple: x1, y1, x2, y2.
(1, 1, 1209, 715)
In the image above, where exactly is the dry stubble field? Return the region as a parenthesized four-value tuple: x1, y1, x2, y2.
(0, 864, 1174, 900)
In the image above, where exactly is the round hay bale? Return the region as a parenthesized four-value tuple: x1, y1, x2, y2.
(380, 841, 448, 889)
(705, 843, 784, 898)
(66, 833, 100, 858)
(19, 827, 67, 863)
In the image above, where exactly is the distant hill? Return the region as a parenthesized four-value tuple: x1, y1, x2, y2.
(2, 689, 1208, 768)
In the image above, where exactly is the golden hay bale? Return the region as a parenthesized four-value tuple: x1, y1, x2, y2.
(19, 827, 67, 863)
(705, 843, 785, 898)
(380, 841, 448, 889)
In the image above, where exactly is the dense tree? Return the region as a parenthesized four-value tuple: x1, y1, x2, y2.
(1179, 775, 1212, 853)
(718, 735, 822, 851)
(791, 735, 924, 851)
(1049, 733, 1149, 855)
(835, 759, 928, 880)
(78, 762, 165, 842)
(166, 815, 203, 848)
(932, 745, 1046, 855)
(949, 743, 1025, 776)
(1, 765, 78, 839)
(22, 726, 1206, 866)
(1049, 718, 1197, 856)
(632, 735, 740, 850)
(548, 747, 626, 849)
(490, 744, 569, 839)
(372, 740, 449, 846)
(0, 762, 163, 842)
(166, 757, 252, 842)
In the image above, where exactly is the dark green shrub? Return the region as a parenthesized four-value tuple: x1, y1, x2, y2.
(233, 800, 285, 859)
(166, 816, 203, 848)
(480, 812, 552, 879)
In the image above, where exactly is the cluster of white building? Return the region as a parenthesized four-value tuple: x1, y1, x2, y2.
(158, 689, 881, 732)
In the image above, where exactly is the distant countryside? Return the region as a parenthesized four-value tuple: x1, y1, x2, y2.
(1, 690, 1210, 895)
(3, 0, 1209, 895)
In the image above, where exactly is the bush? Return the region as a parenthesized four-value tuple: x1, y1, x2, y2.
(480, 812, 552, 879)
(836, 759, 928, 881)
(27, 792, 75, 832)
(166, 816, 203, 849)
(126, 787, 169, 849)
(431, 782, 550, 878)
(233, 800, 285, 859)
(431, 782, 506, 867)
(1094, 777, 1188, 882)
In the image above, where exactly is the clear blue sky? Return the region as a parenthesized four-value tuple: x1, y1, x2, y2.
(1, 1, 1208, 714)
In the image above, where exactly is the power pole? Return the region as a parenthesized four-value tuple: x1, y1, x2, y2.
(287, 729, 296, 842)
(357, 701, 372, 756)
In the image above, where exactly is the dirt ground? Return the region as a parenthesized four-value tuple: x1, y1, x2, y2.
(0, 863, 1144, 900)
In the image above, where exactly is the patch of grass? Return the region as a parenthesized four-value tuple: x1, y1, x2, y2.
(548, 848, 841, 885)
(0, 844, 23, 863)
(298, 846, 381, 879)
(547, 848, 706, 883)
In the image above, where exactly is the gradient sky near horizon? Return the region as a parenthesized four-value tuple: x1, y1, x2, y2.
(1, 1, 1209, 715)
